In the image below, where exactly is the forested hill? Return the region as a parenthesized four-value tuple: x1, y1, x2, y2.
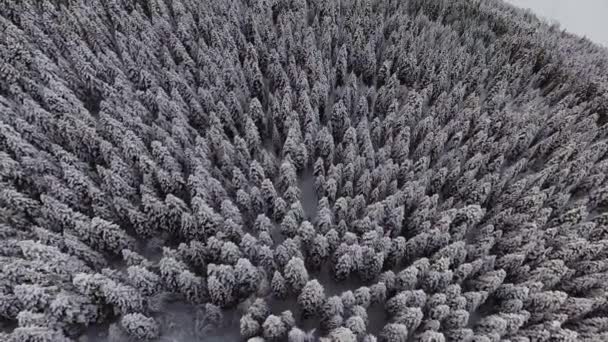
(1, 0, 608, 341)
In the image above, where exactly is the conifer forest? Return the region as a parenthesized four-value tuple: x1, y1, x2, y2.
(2, 0, 608, 341)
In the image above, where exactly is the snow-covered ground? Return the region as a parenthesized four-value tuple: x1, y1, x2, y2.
(506, 0, 608, 47)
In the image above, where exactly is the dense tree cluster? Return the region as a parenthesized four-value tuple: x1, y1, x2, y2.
(1, 0, 608, 341)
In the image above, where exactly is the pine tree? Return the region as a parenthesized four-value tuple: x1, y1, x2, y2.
(49, 290, 100, 326)
(207, 264, 236, 308)
(235, 258, 260, 298)
(359, 247, 384, 282)
(120, 313, 160, 340)
(195, 303, 224, 336)
(329, 327, 357, 342)
(307, 234, 329, 271)
(288, 327, 311, 342)
(284, 257, 309, 293)
(13, 284, 54, 312)
(336, 45, 349, 86)
(380, 323, 409, 342)
(331, 100, 350, 142)
(334, 252, 354, 282)
(126, 265, 160, 296)
(371, 282, 388, 305)
(241, 314, 262, 339)
(298, 279, 326, 318)
(263, 314, 287, 341)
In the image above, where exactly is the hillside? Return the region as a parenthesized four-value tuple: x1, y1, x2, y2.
(1, 0, 608, 341)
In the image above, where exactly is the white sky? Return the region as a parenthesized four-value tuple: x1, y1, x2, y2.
(505, 0, 608, 47)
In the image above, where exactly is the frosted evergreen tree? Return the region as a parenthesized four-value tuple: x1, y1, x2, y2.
(263, 314, 287, 341)
(235, 258, 260, 298)
(195, 303, 224, 336)
(207, 264, 236, 308)
(380, 323, 409, 342)
(284, 257, 309, 293)
(329, 327, 357, 342)
(297, 279, 326, 318)
(240, 314, 262, 339)
(336, 45, 349, 86)
(120, 313, 160, 340)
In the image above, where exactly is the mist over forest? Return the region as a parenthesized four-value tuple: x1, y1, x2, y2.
(1, 0, 608, 341)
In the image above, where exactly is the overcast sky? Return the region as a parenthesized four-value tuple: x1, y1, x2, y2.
(505, 0, 608, 47)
